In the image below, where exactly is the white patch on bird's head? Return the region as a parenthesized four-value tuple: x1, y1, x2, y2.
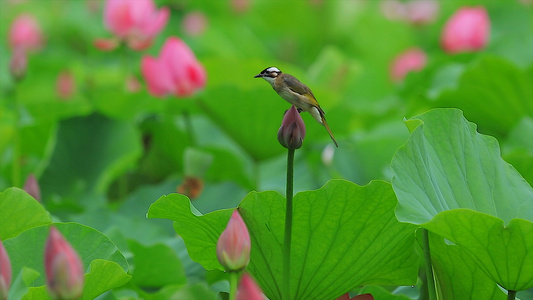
(266, 67, 280, 74)
(259, 67, 281, 78)
(255, 66, 281, 85)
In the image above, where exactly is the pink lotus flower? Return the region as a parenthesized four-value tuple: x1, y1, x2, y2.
(0, 240, 12, 300)
(45, 227, 84, 300)
(441, 7, 490, 54)
(23, 173, 41, 202)
(9, 13, 44, 52)
(216, 210, 251, 272)
(390, 48, 427, 82)
(278, 105, 306, 149)
(141, 37, 206, 98)
(237, 274, 263, 300)
(103, 0, 169, 51)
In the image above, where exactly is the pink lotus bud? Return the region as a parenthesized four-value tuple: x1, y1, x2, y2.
(278, 105, 306, 149)
(405, 0, 439, 25)
(216, 210, 251, 272)
(9, 48, 27, 81)
(23, 173, 41, 202)
(389, 47, 427, 82)
(45, 227, 84, 300)
(182, 11, 208, 36)
(441, 7, 490, 54)
(9, 13, 44, 52)
(93, 38, 119, 51)
(103, 0, 169, 51)
(236, 274, 263, 300)
(141, 37, 206, 98)
(0, 240, 12, 300)
(56, 71, 75, 100)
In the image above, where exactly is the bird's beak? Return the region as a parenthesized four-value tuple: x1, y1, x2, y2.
(254, 74, 262, 78)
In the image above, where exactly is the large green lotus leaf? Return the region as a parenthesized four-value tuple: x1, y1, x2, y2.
(240, 180, 418, 300)
(148, 180, 418, 300)
(435, 56, 533, 136)
(3, 223, 128, 287)
(82, 259, 131, 300)
(391, 108, 533, 225)
(0, 187, 51, 240)
(428, 230, 507, 299)
(425, 209, 533, 292)
(127, 240, 187, 288)
(39, 114, 142, 205)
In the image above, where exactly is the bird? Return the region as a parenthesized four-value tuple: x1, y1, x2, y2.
(254, 67, 338, 147)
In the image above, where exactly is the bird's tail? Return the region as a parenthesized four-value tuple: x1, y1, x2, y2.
(321, 116, 338, 147)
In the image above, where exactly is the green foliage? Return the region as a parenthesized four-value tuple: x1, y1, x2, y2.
(0, 188, 51, 240)
(2, 0, 533, 298)
(392, 108, 533, 225)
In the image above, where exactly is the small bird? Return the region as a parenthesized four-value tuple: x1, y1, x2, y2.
(254, 67, 338, 147)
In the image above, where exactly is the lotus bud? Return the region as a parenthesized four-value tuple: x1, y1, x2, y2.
(216, 210, 251, 272)
(45, 227, 84, 300)
(278, 105, 306, 149)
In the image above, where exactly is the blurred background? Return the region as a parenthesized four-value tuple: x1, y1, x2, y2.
(1, 0, 532, 297)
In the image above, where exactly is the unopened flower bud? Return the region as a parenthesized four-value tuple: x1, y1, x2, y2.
(0, 240, 12, 300)
(441, 6, 490, 54)
(278, 105, 306, 149)
(23, 173, 41, 202)
(9, 48, 27, 81)
(45, 227, 84, 300)
(216, 210, 251, 272)
(237, 273, 263, 300)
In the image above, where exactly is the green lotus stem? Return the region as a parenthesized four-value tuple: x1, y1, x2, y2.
(422, 228, 437, 300)
(229, 271, 238, 300)
(507, 290, 516, 300)
(12, 126, 21, 187)
(283, 148, 295, 300)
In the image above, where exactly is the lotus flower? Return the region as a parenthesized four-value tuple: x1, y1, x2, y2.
(441, 7, 490, 53)
(9, 13, 43, 52)
(141, 37, 206, 98)
(103, 0, 169, 50)
(45, 227, 84, 300)
(216, 210, 251, 272)
(278, 105, 306, 149)
(390, 47, 427, 82)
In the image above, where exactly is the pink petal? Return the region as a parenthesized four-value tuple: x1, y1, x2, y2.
(141, 56, 175, 97)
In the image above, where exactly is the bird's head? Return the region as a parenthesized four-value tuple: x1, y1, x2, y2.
(254, 67, 281, 84)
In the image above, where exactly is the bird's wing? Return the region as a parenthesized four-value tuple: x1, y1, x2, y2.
(283, 74, 320, 107)
(283, 75, 314, 97)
